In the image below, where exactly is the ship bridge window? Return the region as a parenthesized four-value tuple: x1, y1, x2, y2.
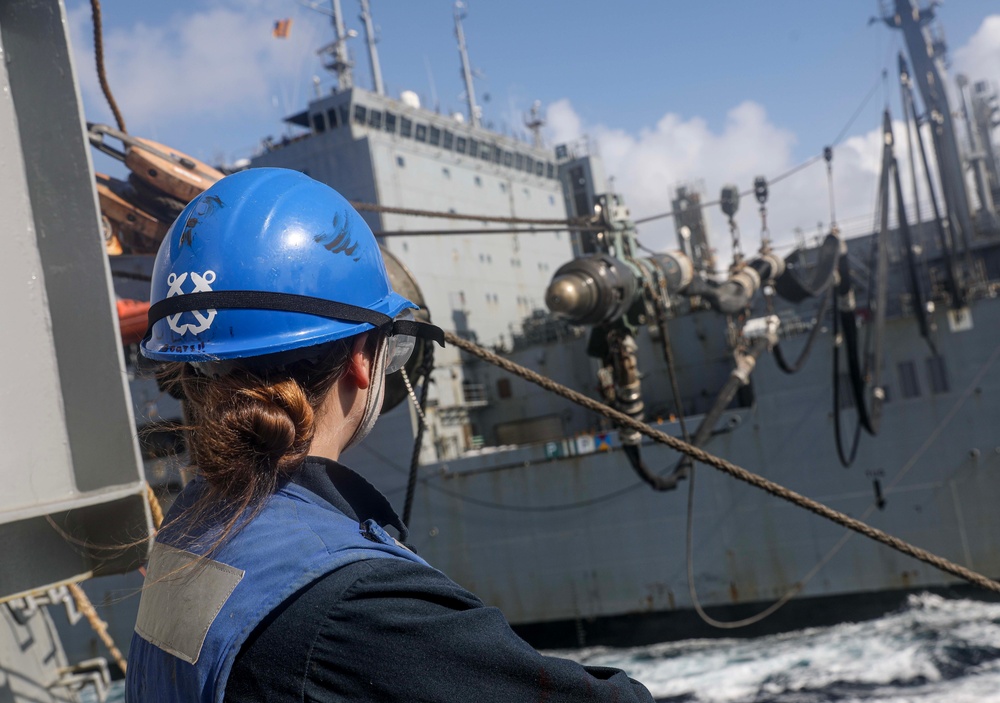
(429, 126, 442, 146)
(400, 117, 413, 138)
(326, 108, 339, 129)
(415, 124, 427, 142)
(339, 104, 350, 126)
(384, 112, 397, 133)
(353, 104, 367, 125)
(503, 151, 513, 167)
(456, 136, 467, 154)
(493, 145, 502, 163)
(514, 153, 524, 170)
(468, 139, 479, 158)
(525, 156, 535, 173)
(535, 161, 544, 176)
(368, 110, 383, 129)
(443, 130, 454, 150)
(311, 113, 326, 133)
(927, 355, 949, 394)
(547, 162, 555, 179)
(898, 360, 921, 399)
(481, 146, 492, 162)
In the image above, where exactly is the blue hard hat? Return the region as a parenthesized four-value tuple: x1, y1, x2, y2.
(141, 168, 441, 363)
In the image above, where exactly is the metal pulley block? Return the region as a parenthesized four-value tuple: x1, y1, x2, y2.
(754, 176, 768, 205)
(720, 184, 740, 218)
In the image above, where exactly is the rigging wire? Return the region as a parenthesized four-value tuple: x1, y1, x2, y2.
(351, 200, 592, 227)
(372, 225, 600, 237)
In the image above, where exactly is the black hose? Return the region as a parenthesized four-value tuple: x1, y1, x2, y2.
(673, 337, 770, 475)
(773, 289, 831, 374)
(622, 444, 683, 491)
(832, 289, 863, 467)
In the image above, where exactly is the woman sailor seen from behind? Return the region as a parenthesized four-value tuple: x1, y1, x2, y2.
(125, 168, 655, 703)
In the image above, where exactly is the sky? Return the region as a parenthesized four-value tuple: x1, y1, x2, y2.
(65, 0, 1000, 255)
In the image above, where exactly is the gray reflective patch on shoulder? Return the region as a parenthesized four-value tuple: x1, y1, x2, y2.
(134, 542, 244, 665)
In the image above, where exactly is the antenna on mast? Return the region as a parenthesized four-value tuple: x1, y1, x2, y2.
(359, 0, 384, 95)
(524, 100, 545, 148)
(454, 2, 480, 128)
(302, 0, 357, 91)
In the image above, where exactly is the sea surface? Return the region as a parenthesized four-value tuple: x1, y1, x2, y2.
(90, 593, 1000, 702)
(551, 594, 1000, 702)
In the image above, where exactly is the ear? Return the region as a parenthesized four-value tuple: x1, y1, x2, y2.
(346, 333, 373, 390)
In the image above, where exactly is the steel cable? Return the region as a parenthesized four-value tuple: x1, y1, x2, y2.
(351, 200, 593, 228)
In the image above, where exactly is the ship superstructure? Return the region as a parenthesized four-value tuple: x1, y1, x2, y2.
(250, 0, 1000, 647)
(251, 2, 606, 460)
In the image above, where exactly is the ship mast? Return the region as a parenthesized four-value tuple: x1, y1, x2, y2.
(882, 0, 976, 244)
(359, 0, 385, 95)
(454, 2, 480, 128)
(322, 0, 355, 91)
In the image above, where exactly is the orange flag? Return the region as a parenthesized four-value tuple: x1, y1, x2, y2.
(273, 18, 292, 38)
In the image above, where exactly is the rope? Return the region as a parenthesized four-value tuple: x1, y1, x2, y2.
(399, 367, 428, 427)
(146, 483, 164, 530)
(351, 200, 591, 228)
(443, 330, 1000, 594)
(67, 583, 128, 676)
(402, 346, 435, 527)
(89, 0, 127, 133)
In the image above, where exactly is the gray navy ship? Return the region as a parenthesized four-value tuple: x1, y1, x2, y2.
(249, 0, 1000, 648)
(2, 0, 1000, 700)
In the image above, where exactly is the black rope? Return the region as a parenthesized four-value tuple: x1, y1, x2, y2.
(402, 345, 435, 527)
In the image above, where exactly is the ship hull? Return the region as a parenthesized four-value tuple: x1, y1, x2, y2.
(354, 297, 1000, 647)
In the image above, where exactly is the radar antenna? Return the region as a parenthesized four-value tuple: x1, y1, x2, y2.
(524, 100, 545, 148)
(303, 0, 357, 91)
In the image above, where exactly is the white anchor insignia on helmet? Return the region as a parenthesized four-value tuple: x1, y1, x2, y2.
(165, 270, 218, 335)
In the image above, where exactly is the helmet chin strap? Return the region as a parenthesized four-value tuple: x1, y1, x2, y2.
(343, 336, 388, 452)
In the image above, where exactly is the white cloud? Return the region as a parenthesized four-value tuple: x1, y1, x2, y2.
(953, 15, 1000, 81)
(68, 1, 325, 160)
(547, 98, 870, 257)
(545, 102, 949, 264)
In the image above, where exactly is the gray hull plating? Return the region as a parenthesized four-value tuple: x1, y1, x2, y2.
(355, 297, 1000, 637)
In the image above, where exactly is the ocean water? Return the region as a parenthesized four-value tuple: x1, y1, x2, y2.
(551, 594, 1000, 702)
(90, 593, 1000, 702)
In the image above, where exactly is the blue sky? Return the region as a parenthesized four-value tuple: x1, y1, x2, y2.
(66, 0, 1000, 250)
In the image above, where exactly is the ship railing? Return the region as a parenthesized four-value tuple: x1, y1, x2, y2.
(461, 382, 490, 407)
